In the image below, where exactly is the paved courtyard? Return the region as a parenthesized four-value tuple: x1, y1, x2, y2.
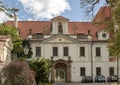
(53, 82, 119, 85)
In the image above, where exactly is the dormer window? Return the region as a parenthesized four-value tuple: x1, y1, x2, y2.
(97, 30, 109, 40)
(58, 22, 63, 34)
(102, 33, 107, 38)
(36, 33, 43, 39)
(77, 33, 84, 39)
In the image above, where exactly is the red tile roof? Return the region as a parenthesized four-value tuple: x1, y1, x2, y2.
(92, 6, 111, 22)
(5, 6, 111, 41)
(18, 21, 51, 39)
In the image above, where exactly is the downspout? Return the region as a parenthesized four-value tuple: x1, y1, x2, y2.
(88, 30, 93, 82)
(91, 41, 93, 82)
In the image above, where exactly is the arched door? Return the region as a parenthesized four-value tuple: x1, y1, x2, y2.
(55, 63, 67, 82)
(51, 59, 71, 82)
(55, 69, 66, 82)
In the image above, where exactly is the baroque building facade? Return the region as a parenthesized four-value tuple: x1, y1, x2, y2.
(6, 6, 119, 82)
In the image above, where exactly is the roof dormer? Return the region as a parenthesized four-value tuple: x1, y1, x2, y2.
(51, 16, 69, 34)
(97, 29, 109, 40)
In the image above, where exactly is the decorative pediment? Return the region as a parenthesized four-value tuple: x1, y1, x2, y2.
(51, 16, 69, 21)
(43, 34, 79, 43)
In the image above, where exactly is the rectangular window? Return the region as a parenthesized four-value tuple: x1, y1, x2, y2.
(80, 67, 85, 76)
(109, 67, 114, 75)
(96, 47, 101, 56)
(80, 47, 85, 56)
(53, 47, 58, 56)
(63, 47, 68, 56)
(36, 47, 41, 56)
(96, 67, 101, 75)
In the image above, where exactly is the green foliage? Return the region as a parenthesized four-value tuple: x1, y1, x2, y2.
(0, 24, 19, 40)
(108, 30, 120, 56)
(0, 24, 24, 58)
(0, 24, 33, 59)
(0, 61, 36, 85)
(107, 0, 120, 57)
(29, 57, 51, 84)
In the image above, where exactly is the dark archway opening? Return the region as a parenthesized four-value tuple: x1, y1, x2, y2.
(55, 63, 67, 82)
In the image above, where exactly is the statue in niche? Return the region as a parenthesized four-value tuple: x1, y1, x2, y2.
(58, 22, 63, 34)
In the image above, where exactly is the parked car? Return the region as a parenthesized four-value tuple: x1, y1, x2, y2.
(107, 75, 117, 82)
(81, 76, 93, 83)
(95, 75, 106, 83)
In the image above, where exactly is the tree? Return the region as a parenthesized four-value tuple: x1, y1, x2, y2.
(0, 61, 36, 85)
(80, 0, 100, 19)
(0, 24, 24, 59)
(0, 1, 25, 59)
(107, 0, 120, 56)
(29, 57, 51, 84)
(80, 0, 120, 56)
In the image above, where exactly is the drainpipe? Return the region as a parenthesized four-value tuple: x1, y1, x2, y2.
(91, 41, 93, 83)
(88, 30, 93, 82)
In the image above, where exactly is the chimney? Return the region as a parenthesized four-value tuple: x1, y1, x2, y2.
(88, 30, 92, 40)
(14, 13, 18, 28)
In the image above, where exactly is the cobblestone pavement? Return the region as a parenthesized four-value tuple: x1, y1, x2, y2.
(53, 82, 119, 85)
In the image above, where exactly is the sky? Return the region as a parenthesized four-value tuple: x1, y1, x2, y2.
(1, 0, 107, 23)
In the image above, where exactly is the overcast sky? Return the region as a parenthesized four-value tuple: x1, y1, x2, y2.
(1, 0, 107, 23)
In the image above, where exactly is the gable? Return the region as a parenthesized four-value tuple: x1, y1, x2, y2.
(43, 34, 79, 43)
(51, 16, 69, 21)
(92, 6, 111, 22)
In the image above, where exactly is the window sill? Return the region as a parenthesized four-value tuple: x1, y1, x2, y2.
(63, 56, 69, 57)
(52, 56, 58, 57)
(95, 56, 101, 57)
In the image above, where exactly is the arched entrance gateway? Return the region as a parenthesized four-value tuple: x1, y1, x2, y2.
(55, 63, 66, 82)
(51, 59, 72, 82)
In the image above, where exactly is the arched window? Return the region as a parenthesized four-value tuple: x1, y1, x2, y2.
(58, 22, 63, 34)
